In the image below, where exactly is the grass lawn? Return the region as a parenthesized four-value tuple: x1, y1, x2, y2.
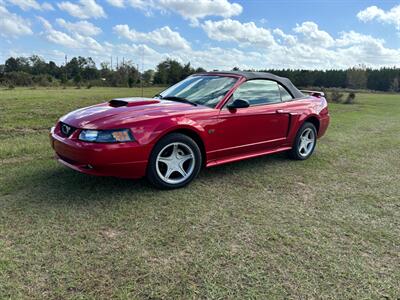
(0, 87, 399, 299)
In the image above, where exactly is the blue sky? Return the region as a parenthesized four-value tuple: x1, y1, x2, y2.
(1, 0, 400, 70)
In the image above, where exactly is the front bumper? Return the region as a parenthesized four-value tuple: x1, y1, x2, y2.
(50, 127, 149, 179)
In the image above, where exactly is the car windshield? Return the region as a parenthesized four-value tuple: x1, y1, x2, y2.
(157, 75, 238, 108)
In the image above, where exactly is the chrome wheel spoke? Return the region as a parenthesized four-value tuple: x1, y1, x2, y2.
(300, 143, 306, 153)
(164, 167, 174, 179)
(172, 143, 179, 156)
(158, 156, 173, 165)
(178, 153, 193, 163)
(176, 163, 187, 177)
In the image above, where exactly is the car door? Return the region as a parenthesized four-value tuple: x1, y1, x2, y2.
(215, 79, 290, 159)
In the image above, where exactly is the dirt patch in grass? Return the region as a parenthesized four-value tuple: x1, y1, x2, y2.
(100, 228, 121, 239)
(1, 156, 35, 165)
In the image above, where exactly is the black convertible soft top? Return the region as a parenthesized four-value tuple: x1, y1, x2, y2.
(197, 71, 304, 99)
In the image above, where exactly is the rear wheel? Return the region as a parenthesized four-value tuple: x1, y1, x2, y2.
(289, 122, 317, 160)
(147, 133, 202, 189)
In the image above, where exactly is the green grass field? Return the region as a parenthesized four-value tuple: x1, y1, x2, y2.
(1, 87, 399, 299)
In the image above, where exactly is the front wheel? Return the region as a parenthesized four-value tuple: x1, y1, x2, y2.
(147, 133, 202, 189)
(289, 122, 317, 160)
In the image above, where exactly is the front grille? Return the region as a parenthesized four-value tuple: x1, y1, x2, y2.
(59, 122, 76, 137)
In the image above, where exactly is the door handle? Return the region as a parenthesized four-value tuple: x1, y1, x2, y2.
(276, 109, 290, 114)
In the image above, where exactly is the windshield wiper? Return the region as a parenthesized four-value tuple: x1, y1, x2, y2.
(161, 96, 197, 106)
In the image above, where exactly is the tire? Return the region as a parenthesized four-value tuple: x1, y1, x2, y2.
(288, 122, 317, 160)
(147, 133, 202, 189)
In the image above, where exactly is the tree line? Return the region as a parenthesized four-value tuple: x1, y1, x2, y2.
(0, 55, 399, 92)
(0, 55, 206, 89)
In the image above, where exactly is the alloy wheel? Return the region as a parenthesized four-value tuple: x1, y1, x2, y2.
(298, 128, 315, 157)
(156, 142, 195, 184)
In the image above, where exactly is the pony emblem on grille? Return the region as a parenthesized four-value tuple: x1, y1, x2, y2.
(61, 123, 72, 136)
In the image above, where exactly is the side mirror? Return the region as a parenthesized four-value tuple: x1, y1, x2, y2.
(227, 99, 250, 110)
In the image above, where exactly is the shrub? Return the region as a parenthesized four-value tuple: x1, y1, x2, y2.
(7, 84, 15, 90)
(4, 71, 32, 86)
(86, 79, 107, 87)
(329, 90, 344, 103)
(32, 74, 54, 87)
(128, 76, 135, 88)
(345, 92, 356, 104)
(74, 73, 82, 88)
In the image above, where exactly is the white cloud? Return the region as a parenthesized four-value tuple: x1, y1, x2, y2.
(106, 0, 124, 7)
(202, 19, 275, 47)
(6, 0, 53, 10)
(273, 28, 297, 46)
(198, 19, 400, 70)
(35, 19, 400, 71)
(108, 0, 242, 24)
(58, 0, 106, 19)
(41, 2, 53, 10)
(293, 21, 334, 48)
(7, 0, 39, 10)
(175, 47, 265, 70)
(76, 35, 104, 52)
(113, 24, 191, 50)
(259, 18, 267, 24)
(103, 44, 265, 71)
(334, 31, 399, 67)
(38, 16, 80, 48)
(56, 18, 102, 36)
(157, 0, 242, 25)
(335, 31, 385, 47)
(266, 29, 400, 69)
(0, 4, 32, 36)
(110, 43, 164, 65)
(19, 29, 400, 71)
(126, 0, 152, 11)
(38, 16, 105, 53)
(357, 5, 400, 29)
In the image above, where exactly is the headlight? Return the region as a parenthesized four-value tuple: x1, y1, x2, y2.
(79, 129, 134, 143)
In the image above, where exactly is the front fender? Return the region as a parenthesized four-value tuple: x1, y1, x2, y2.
(153, 117, 208, 144)
(130, 115, 208, 146)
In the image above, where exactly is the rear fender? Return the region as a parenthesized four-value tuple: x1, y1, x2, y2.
(286, 113, 321, 146)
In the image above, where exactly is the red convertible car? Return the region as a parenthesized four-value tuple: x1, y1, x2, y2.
(50, 71, 329, 189)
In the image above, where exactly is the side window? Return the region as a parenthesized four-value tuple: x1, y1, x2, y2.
(232, 79, 281, 106)
(279, 85, 293, 101)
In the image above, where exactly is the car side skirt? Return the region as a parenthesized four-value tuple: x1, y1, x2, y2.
(206, 146, 292, 168)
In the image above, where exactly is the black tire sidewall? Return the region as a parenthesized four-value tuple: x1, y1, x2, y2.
(291, 122, 317, 160)
(147, 133, 202, 189)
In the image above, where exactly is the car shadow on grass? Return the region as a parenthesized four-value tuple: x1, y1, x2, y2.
(5, 152, 291, 207)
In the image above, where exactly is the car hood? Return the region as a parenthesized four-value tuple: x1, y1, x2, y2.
(60, 97, 209, 129)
